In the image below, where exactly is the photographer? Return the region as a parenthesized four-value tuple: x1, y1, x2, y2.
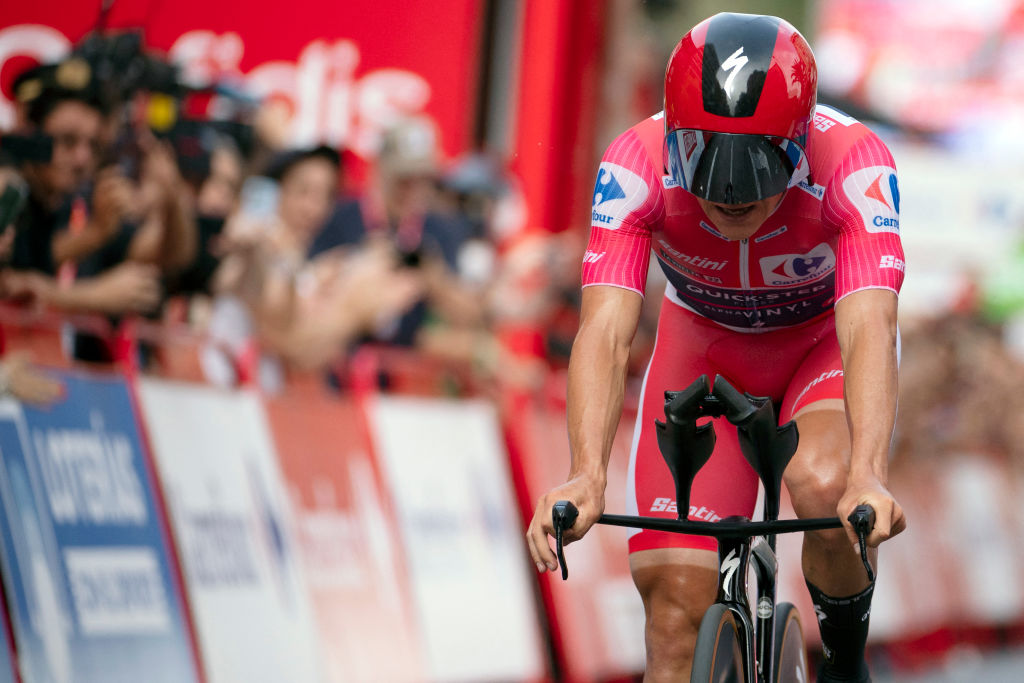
(2, 58, 201, 361)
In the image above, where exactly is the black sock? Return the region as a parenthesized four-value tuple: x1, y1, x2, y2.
(805, 580, 873, 682)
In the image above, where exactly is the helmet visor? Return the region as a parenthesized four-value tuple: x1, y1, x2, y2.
(665, 129, 810, 204)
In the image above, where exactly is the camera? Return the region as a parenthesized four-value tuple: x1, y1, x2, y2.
(0, 134, 53, 166)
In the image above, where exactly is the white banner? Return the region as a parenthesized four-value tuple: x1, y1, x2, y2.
(136, 379, 324, 683)
(366, 396, 546, 683)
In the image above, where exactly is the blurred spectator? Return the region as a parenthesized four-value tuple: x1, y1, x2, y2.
(893, 311, 1024, 471)
(205, 144, 422, 382)
(2, 58, 196, 338)
(0, 168, 64, 406)
(318, 116, 482, 349)
(168, 132, 246, 298)
(436, 152, 508, 284)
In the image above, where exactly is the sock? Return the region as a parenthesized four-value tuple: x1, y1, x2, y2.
(805, 580, 874, 682)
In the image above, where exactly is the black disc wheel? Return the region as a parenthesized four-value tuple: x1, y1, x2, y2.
(773, 602, 809, 683)
(691, 603, 743, 683)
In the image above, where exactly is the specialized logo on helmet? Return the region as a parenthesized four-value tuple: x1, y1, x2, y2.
(591, 162, 648, 230)
(759, 244, 836, 286)
(842, 166, 900, 234)
(721, 47, 749, 94)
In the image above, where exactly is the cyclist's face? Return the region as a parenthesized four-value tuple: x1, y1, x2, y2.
(697, 192, 786, 241)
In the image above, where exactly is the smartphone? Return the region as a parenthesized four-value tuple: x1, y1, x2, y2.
(239, 175, 279, 221)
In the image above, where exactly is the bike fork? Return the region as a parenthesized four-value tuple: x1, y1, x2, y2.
(716, 535, 758, 682)
(751, 535, 779, 683)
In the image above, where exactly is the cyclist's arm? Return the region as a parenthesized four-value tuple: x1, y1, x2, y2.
(526, 284, 642, 572)
(568, 285, 643, 486)
(834, 288, 906, 546)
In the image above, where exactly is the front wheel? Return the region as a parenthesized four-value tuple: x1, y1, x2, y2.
(773, 602, 809, 683)
(691, 603, 743, 683)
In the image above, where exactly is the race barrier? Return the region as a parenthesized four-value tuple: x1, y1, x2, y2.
(365, 394, 547, 682)
(0, 370, 200, 683)
(136, 378, 326, 683)
(0, 600, 14, 683)
(263, 378, 425, 683)
(504, 389, 645, 683)
(0, 318, 1023, 681)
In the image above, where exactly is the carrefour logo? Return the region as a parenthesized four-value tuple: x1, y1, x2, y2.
(841, 165, 900, 235)
(759, 243, 836, 286)
(591, 162, 648, 230)
(593, 168, 626, 205)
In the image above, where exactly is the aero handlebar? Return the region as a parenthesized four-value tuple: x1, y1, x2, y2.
(551, 502, 876, 581)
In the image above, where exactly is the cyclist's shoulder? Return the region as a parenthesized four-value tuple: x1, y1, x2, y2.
(808, 105, 897, 183)
(601, 112, 665, 166)
(592, 113, 668, 220)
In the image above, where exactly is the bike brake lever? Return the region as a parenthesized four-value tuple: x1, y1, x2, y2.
(552, 500, 579, 581)
(847, 504, 876, 583)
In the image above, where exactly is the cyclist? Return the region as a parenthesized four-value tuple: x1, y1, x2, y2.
(527, 12, 907, 682)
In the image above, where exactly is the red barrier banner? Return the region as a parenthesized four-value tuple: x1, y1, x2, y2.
(263, 377, 425, 683)
(0, 0, 482, 157)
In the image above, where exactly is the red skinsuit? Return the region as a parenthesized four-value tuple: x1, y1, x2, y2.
(581, 105, 905, 552)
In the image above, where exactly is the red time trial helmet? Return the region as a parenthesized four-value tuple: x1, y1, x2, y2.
(663, 13, 817, 205)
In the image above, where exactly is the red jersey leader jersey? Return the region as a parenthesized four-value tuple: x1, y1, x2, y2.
(581, 105, 906, 332)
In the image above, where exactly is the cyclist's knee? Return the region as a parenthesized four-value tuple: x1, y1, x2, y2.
(785, 410, 851, 516)
(632, 558, 717, 674)
(788, 461, 847, 518)
(785, 428, 850, 520)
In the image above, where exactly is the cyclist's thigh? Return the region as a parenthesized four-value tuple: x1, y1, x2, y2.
(778, 320, 851, 513)
(779, 315, 845, 422)
(628, 302, 764, 554)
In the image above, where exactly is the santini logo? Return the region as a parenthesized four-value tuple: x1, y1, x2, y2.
(879, 255, 905, 271)
(649, 498, 721, 522)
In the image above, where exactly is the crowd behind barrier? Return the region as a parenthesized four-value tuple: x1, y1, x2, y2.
(0, 27, 592, 404)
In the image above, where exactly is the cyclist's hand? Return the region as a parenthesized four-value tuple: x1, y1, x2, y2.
(526, 474, 605, 574)
(838, 476, 906, 549)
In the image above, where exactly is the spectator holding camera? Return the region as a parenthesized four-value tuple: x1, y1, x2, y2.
(317, 116, 484, 353)
(4, 58, 197, 330)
